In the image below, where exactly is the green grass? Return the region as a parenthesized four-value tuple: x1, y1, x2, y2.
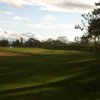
(0, 47, 100, 100)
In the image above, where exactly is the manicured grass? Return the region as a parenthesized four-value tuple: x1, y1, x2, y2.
(0, 47, 100, 100)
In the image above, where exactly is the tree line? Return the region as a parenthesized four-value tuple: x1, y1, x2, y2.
(0, 35, 98, 51)
(0, 36, 68, 49)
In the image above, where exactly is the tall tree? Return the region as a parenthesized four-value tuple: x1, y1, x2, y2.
(20, 37, 24, 46)
(75, 1, 100, 52)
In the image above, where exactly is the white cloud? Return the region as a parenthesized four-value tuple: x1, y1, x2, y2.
(27, 23, 74, 30)
(0, 0, 23, 7)
(0, 26, 8, 39)
(0, 20, 19, 26)
(0, 0, 99, 12)
(42, 15, 57, 21)
(37, 0, 99, 13)
(27, 22, 77, 41)
(13, 16, 30, 21)
(0, 11, 14, 15)
(3, 11, 14, 15)
(13, 16, 22, 20)
(0, 26, 4, 33)
(0, 26, 35, 41)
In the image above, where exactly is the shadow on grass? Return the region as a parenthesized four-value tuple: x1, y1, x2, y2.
(0, 51, 100, 100)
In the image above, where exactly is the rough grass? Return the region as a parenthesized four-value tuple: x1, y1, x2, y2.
(0, 47, 100, 100)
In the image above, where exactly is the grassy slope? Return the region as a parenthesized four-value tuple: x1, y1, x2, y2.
(0, 47, 100, 100)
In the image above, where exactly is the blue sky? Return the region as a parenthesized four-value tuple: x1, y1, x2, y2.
(0, 0, 99, 41)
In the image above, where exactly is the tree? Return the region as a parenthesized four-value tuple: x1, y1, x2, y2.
(12, 39, 21, 47)
(74, 37, 80, 43)
(0, 39, 9, 47)
(25, 38, 41, 47)
(81, 35, 89, 44)
(20, 37, 24, 46)
(75, 1, 100, 52)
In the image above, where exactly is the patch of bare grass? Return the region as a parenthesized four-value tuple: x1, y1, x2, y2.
(0, 52, 29, 57)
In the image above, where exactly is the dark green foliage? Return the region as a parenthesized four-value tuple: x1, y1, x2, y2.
(75, 1, 100, 52)
(25, 38, 41, 47)
(0, 40, 9, 47)
(12, 40, 21, 47)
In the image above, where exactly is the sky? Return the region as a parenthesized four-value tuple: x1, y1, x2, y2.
(0, 0, 99, 41)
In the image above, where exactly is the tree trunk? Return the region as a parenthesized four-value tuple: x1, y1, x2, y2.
(94, 37, 98, 53)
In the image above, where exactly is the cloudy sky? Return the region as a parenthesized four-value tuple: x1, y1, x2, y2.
(0, 0, 99, 41)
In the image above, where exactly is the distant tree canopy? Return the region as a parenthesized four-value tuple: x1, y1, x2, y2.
(0, 36, 69, 50)
(12, 39, 21, 47)
(0, 39, 9, 47)
(25, 38, 41, 47)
